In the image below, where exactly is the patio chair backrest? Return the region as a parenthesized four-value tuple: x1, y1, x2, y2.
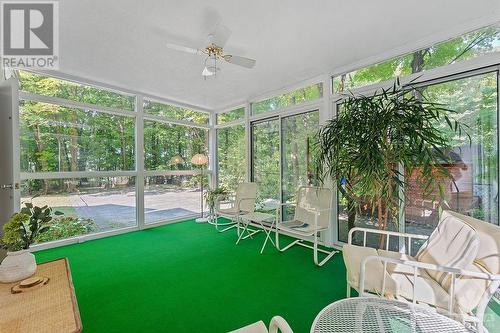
(444, 210, 500, 312)
(236, 182, 257, 213)
(417, 210, 500, 313)
(294, 186, 332, 229)
(444, 210, 500, 276)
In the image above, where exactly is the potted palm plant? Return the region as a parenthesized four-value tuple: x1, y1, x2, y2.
(0, 202, 63, 282)
(315, 79, 468, 246)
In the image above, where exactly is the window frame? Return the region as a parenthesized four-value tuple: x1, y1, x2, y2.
(15, 70, 213, 251)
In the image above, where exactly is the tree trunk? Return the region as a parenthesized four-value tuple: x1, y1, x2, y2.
(411, 49, 428, 73)
(69, 112, 78, 191)
(34, 125, 49, 194)
(347, 197, 356, 232)
(118, 119, 127, 170)
(377, 198, 386, 249)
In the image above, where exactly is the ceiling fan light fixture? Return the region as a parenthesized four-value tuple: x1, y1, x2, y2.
(165, 23, 256, 80)
(202, 66, 215, 76)
(202, 55, 219, 78)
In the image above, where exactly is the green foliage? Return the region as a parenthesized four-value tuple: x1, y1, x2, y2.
(252, 120, 281, 201)
(217, 125, 246, 191)
(217, 108, 245, 124)
(144, 121, 208, 171)
(251, 112, 319, 204)
(18, 201, 64, 249)
(252, 83, 322, 115)
(1, 213, 29, 251)
(143, 100, 209, 125)
(1, 202, 64, 250)
(19, 71, 135, 111)
(18, 71, 209, 175)
(334, 25, 500, 92)
(35, 217, 98, 243)
(204, 187, 230, 214)
(316, 79, 469, 234)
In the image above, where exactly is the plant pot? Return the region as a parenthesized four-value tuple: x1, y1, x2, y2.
(0, 250, 37, 283)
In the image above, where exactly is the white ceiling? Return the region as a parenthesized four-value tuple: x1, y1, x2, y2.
(58, 0, 500, 111)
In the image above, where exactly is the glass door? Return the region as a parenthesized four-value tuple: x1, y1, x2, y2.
(251, 118, 280, 204)
(250, 110, 320, 217)
(281, 111, 319, 219)
(405, 71, 499, 237)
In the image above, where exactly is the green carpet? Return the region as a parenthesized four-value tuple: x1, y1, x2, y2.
(35, 220, 346, 333)
(35, 220, 500, 332)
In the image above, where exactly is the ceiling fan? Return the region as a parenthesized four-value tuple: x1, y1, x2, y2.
(165, 23, 256, 78)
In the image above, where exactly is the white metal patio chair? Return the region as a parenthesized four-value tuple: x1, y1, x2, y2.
(212, 182, 257, 233)
(228, 316, 293, 333)
(275, 186, 338, 266)
(343, 210, 500, 333)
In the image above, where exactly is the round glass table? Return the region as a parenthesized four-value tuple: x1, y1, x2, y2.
(310, 297, 472, 333)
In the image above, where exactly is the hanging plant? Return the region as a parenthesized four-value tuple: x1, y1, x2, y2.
(315, 78, 469, 246)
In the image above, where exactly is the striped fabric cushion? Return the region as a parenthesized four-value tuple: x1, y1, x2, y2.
(416, 210, 480, 288)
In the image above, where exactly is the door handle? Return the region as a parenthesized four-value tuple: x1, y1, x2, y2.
(1, 183, 19, 189)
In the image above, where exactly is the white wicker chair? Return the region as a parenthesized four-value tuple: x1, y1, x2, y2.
(343, 210, 500, 333)
(275, 186, 338, 266)
(228, 316, 293, 333)
(212, 182, 257, 233)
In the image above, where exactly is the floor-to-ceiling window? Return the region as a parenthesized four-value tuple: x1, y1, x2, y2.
(14, 71, 211, 245)
(143, 118, 208, 225)
(405, 71, 498, 237)
(249, 83, 323, 212)
(18, 71, 138, 242)
(249, 110, 320, 211)
(142, 99, 209, 225)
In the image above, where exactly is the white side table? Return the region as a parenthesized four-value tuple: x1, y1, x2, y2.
(238, 211, 277, 254)
(311, 297, 472, 333)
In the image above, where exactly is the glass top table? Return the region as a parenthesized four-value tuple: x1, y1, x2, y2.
(310, 297, 472, 333)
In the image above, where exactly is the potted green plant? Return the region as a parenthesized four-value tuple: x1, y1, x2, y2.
(203, 187, 229, 223)
(315, 79, 468, 247)
(0, 202, 63, 283)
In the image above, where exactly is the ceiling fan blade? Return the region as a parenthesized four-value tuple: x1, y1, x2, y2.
(166, 43, 201, 55)
(223, 55, 256, 69)
(209, 23, 232, 47)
